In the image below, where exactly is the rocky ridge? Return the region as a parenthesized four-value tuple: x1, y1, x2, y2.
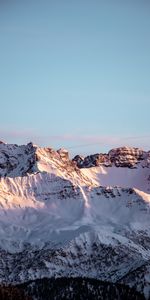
(0, 141, 92, 186)
(73, 146, 150, 168)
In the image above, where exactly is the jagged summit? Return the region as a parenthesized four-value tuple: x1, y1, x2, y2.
(0, 142, 150, 191)
(0, 142, 72, 177)
(73, 146, 150, 168)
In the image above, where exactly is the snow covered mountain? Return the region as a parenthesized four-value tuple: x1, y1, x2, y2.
(0, 141, 150, 298)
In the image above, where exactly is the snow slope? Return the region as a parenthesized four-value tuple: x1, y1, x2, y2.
(1, 175, 150, 250)
(81, 165, 150, 193)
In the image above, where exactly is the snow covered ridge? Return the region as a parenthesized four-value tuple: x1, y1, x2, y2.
(0, 141, 150, 298)
(0, 141, 150, 181)
(0, 141, 73, 177)
(0, 141, 93, 185)
(0, 141, 150, 191)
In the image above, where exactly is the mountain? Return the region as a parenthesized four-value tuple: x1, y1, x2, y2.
(0, 141, 150, 299)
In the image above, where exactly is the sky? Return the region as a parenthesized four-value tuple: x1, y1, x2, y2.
(0, 0, 150, 155)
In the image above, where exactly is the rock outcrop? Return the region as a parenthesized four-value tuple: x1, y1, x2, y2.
(73, 147, 150, 168)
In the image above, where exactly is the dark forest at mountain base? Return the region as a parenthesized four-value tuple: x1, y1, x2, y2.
(12, 277, 146, 300)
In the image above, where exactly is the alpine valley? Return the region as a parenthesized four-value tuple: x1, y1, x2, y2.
(0, 141, 150, 299)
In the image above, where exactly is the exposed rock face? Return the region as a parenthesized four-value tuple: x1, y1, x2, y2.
(108, 147, 146, 168)
(0, 142, 76, 178)
(72, 155, 85, 167)
(73, 153, 111, 168)
(0, 142, 37, 177)
(0, 143, 149, 178)
(57, 148, 69, 161)
(73, 147, 150, 169)
(0, 142, 93, 186)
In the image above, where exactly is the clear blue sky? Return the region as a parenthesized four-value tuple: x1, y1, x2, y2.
(0, 0, 150, 155)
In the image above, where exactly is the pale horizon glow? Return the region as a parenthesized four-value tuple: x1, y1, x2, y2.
(0, 128, 149, 156)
